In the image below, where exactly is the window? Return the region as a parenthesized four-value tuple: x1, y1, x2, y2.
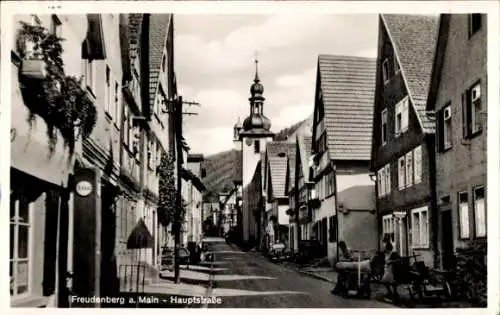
(395, 97, 409, 136)
(328, 216, 338, 242)
(105, 66, 111, 114)
(10, 197, 32, 297)
(382, 59, 389, 83)
(381, 109, 388, 145)
(50, 15, 62, 37)
(405, 151, 413, 187)
(84, 60, 96, 93)
(398, 156, 405, 190)
(384, 163, 391, 194)
(123, 106, 129, 146)
(413, 145, 422, 184)
(115, 81, 120, 123)
(411, 206, 429, 248)
(474, 186, 486, 238)
(382, 214, 395, 244)
(254, 140, 260, 153)
(327, 171, 335, 197)
(468, 14, 482, 37)
(458, 191, 470, 239)
(463, 82, 482, 138)
(438, 104, 453, 151)
(148, 139, 156, 169)
(377, 169, 383, 198)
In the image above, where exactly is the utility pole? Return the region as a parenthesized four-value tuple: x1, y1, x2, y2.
(166, 95, 200, 284)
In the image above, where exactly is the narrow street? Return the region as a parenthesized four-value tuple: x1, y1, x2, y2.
(205, 240, 395, 308)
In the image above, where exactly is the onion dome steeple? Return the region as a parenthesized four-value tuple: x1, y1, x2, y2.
(243, 53, 271, 132)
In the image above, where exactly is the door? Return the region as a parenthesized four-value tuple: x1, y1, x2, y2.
(322, 218, 328, 256)
(100, 185, 118, 297)
(441, 210, 454, 270)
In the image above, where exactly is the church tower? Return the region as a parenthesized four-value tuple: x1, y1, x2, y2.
(240, 57, 274, 243)
(233, 117, 243, 151)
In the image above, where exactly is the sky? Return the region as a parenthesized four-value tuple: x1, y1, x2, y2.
(174, 14, 379, 156)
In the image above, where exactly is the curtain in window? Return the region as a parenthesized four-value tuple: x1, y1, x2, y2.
(475, 192, 486, 237)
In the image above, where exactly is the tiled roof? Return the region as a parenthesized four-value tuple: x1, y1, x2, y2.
(337, 185, 375, 210)
(382, 14, 439, 133)
(318, 55, 376, 161)
(297, 135, 312, 182)
(266, 141, 296, 158)
(269, 157, 288, 198)
(148, 14, 172, 109)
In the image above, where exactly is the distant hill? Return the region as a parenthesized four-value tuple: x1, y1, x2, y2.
(202, 115, 313, 198)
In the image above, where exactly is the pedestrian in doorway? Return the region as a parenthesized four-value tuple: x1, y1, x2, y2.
(380, 240, 400, 302)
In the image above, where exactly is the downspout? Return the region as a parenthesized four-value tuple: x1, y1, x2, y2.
(331, 161, 340, 263)
(427, 134, 439, 268)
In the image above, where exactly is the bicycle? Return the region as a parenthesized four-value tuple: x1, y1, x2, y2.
(405, 253, 452, 303)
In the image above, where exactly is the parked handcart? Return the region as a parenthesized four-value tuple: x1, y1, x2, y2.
(333, 250, 372, 299)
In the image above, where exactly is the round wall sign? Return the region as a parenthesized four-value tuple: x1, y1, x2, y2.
(245, 138, 253, 146)
(76, 180, 93, 197)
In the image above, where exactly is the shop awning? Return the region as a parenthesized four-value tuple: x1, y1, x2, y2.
(127, 218, 153, 249)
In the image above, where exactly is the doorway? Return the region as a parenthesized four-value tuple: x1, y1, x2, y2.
(441, 210, 454, 270)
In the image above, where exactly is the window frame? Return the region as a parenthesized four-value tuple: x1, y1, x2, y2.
(395, 97, 409, 136)
(458, 191, 470, 239)
(381, 108, 388, 145)
(438, 103, 453, 151)
(10, 197, 33, 299)
(398, 156, 406, 190)
(463, 81, 483, 139)
(411, 206, 429, 249)
(413, 145, 422, 184)
(382, 59, 389, 84)
(382, 214, 395, 244)
(473, 186, 486, 238)
(405, 151, 413, 188)
(384, 163, 391, 195)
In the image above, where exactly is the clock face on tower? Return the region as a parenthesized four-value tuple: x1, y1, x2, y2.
(245, 138, 253, 146)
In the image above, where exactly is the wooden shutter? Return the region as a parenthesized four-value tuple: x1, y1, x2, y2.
(398, 156, 405, 190)
(402, 98, 409, 131)
(414, 146, 422, 184)
(385, 163, 391, 194)
(462, 91, 469, 138)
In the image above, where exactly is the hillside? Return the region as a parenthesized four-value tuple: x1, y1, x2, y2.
(202, 115, 313, 197)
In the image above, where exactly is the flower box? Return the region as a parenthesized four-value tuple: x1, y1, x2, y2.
(21, 59, 47, 80)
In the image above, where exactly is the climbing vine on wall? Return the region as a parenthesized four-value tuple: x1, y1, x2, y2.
(16, 21, 97, 155)
(158, 152, 186, 228)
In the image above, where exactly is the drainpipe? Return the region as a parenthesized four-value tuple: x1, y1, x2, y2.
(332, 162, 339, 264)
(428, 135, 439, 268)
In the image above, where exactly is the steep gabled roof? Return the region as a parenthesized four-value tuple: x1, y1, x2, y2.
(269, 157, 288, 198)
(317, 55, 376, 161)
(297, 135, 313, 183)
(381, 14, 440, 133)
(148, 14, 172, 109)
(426, 14, 452, 112)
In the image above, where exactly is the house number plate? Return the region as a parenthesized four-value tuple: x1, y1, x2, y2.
(76, 181, 93, 197)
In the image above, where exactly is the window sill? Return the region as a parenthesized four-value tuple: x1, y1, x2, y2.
(411, 245, 430, 250)
(11, 295, 49, 308)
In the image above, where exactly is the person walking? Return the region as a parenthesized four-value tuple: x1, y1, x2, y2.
(380, 240, 401, 302)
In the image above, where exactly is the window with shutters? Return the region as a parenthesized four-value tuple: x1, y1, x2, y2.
(411, 206, 429, 248)
(474, 186, 486, 238)
(405, 151, 413, 187)
(395, 97, 409, 136)
(458, 191, 470, 239)
(438, 104, 453, 151)
(385, 164, 391, 195)
(398, 156, 405, 190)
(413, 145, 422, 184)
(377, 167, 385, 197)
(381, 109, 388, 145)
(382, 215, 395, 244)
(10, 197, 33, 298)
(463, 82, 483, 138)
